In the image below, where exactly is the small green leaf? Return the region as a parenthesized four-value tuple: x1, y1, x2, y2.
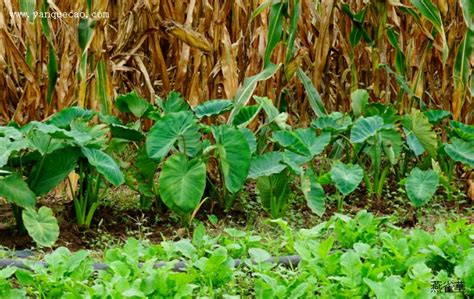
(47, 107, 95, 129)
(423, 109, 451, 124)
(351, 89, 369, 117)
(450, 120, 474, 141)
(311, 112, 352, 133)
(295, 129, 331, 157)
(302, 169, 326, 216)
(249, 248, 271, 263)
(193, 99, 233, 118)
(116, 91, 152, 118)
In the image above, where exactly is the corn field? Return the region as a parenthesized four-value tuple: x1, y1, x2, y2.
(0, 0, 472, 125)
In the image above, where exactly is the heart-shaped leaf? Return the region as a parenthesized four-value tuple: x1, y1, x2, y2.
(22, 207, 59, 247)
(213, 125, 251, 193)
(423, 109, 451, 124)
(302, 169, 326, 216)
(450, 120, 474, 141)
(350, 116, 384, 144)
(330, 162, 364, 197)
(159, 153, 206, 214)
(405, 167, 439, 207)
(47, 106, 95, 129)
(232, 105, 262, 128)
(295, 129, 331, 157)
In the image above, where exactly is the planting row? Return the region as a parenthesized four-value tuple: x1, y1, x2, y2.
(0, 88, 473, 246)
(0, 211, 473, 297)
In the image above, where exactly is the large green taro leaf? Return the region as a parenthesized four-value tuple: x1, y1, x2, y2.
(295, 129, 331, 157)
(302, 169, 326, 216)
(146, 111, 201, 161)
(193, 99, 233, 118)
(444, 138, 474, 168)
(115, 91, 152, 118)
(159, 153, 206, 214)
(405, 167, 439, 207)
(248, 152, 286, 179)
(350, 116, 384, 144)
(311, 112, 352, 133)
(80, 147, 124, 186)
(29, 147, 80, 196)
(272, 130, 311, 156)
(212, 125, 251, 193)
(47, 106, 95, 128)
(0, 173, 36, 208)
(330, 161, 364, 197)
(401, 110, 438, 156)
(22, 207, 59, 247)
(450, 120, 474, 141)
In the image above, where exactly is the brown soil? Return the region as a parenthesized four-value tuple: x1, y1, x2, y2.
(0, 184, 472, 252)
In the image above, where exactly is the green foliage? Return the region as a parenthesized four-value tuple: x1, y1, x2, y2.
(2, 212, 472, 297)
(256, 170, 291, 219)
(22, 207, 59, 247)
(405, 167, 439, 207)
(159, 153, 206, 217)
(444, 138, 474, 168)
(213, 125, 251, 194)
(401, 109, 438, 156)
(193, 99, 233, 118)
(330, 162, 364, 197)
(146, 111, 200, 161)
(0, 173, 36, 208)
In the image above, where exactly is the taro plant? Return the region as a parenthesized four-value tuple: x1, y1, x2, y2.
(350, 101, 402, 204)
(0, 125, 61, 246)
(329, 161, 364, 212)
(140, 92, 254, 224)
(1, 107, 125, 229)
(405, 167, 440, 208)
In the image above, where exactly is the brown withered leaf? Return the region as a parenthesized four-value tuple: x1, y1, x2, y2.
(162, 20, 212, 53)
